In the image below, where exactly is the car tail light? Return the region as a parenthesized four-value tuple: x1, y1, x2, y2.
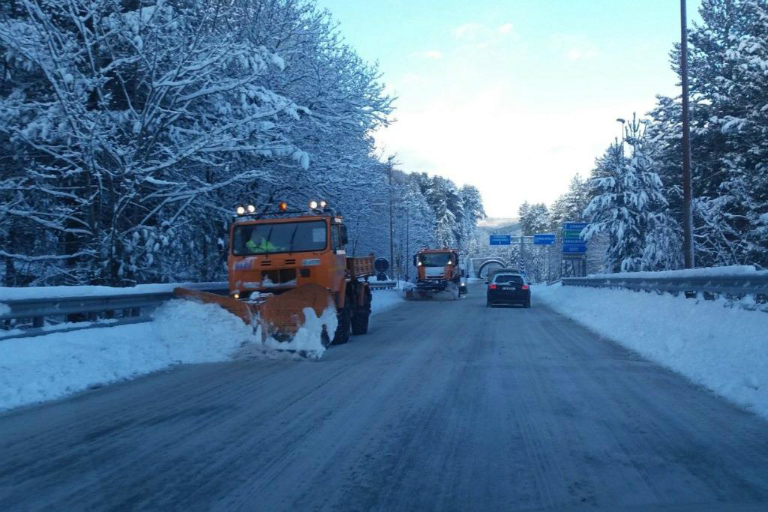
(489, 284, 497, 290)
(521, 284, 529, 290)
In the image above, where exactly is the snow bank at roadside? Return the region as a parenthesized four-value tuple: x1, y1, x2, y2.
(0, 298, 340, 412)
(534, 284, 768, 419)
(371, 288, 406, 315)
(0, 282, 224, 301)
(588, 264, 765, 279)
(1, 285, 403, 412)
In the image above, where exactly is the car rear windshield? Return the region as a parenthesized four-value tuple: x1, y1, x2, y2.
(232, 221, 327, 255)
(493, 274, 523, 284)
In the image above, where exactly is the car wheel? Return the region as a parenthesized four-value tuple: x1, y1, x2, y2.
(524, 300, 531, 308)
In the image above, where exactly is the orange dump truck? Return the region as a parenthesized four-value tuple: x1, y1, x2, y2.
(412, 248, 466, 297)
(176, 200, 373, 346)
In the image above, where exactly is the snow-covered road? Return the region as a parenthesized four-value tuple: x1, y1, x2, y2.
(1, 283, 767, 510)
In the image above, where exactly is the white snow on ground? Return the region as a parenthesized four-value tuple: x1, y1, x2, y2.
(371, 288, 406, 315)
(0, 282, 224, 301)
(0, 286, 405, 412)
(0, 299, 336, 412)
(589, 264, 766, 279)
(535, 283, 768, 420)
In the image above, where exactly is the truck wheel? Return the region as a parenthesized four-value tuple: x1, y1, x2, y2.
(351, 311, 370, 335)
(332, 305, 351, 344)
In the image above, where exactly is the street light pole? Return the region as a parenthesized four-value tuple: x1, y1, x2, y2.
(387, 158, 395, 279)
(680, 0, 695, 268)
(405, 204, 410, 281)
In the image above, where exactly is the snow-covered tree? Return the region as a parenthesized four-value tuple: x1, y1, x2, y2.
(0, 0, 485, 286)
(518, 202, 549, 235)
(584, 116, 682, 272)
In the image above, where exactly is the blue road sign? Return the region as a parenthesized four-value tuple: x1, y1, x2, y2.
(489, 234, 511, 246)
(562, 222, 588, 255)
(563, 222, 588, 231)
(533, 234, 556, 245)
(562, 244, 587, 254)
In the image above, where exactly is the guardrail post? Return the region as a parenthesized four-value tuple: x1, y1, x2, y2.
(32, 316, 44, 328)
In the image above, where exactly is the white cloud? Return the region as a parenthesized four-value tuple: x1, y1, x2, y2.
(551, 34, 599, 61)
(497, 23, 513, 34)
(421, 50, 443, 60)
(375, 81, 656, 217)
(454, 23, 484, 40)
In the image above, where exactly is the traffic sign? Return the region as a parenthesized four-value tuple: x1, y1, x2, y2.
(533, 234, 556, 245)
(563, 222, 588, 231)
(562, 221, 588, 255)
(374, 257, 390, 272)
(489, 234, 511, 246)
(562, 244, 587, 254)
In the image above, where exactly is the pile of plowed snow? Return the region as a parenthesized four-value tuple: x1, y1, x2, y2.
(0, 299, 334, 412)
(535, 283, 768, 420)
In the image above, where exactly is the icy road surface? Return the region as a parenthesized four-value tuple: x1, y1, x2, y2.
(1, 283, 767, 511)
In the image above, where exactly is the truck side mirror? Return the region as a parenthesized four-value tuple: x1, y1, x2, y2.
(412, 255, 418, 267)
(340, 225, 349, 246)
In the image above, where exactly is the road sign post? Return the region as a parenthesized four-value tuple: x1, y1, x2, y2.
(562, 222, 588, 277)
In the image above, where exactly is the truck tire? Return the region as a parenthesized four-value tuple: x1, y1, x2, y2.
(351, 311, 370, 335)
(332, 304, 351, 344)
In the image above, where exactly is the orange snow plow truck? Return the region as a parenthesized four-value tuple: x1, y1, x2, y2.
(174, 200, 373, 346)
(412, 248, 467, 297)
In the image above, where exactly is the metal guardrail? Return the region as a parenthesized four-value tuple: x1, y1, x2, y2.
(1, 283, 229, 341)
(369, 280, 398, 290)
(562, 274, 768, 297)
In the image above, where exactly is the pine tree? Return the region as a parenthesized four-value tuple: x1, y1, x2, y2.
(584, 116, 681, 272)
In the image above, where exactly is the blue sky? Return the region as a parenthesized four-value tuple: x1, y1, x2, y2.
(317, 0, 702, 217)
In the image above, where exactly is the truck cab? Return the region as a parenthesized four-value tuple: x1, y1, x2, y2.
(413, 248, 464, 293)
(228, 201, 373, 344)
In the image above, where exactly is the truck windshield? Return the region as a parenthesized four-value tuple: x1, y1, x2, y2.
(232, 221, 327, 255)
(419, 253, 452, 267)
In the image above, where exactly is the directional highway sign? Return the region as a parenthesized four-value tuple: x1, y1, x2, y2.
(563, 244, 587, 254)
(533, 234, 556, 245)
(563, 221, 588, 255)
(489, 234, 511, 246)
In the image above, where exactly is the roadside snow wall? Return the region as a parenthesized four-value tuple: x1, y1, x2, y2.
(534, 283, 768, 420)
(0, 300, 336, 412)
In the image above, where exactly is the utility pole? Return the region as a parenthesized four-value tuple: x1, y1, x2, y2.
(680, 0, 695, 268)
(405, 203, 410, 281)
(616, 118, 626, 155)
(387, 157, 395, 278)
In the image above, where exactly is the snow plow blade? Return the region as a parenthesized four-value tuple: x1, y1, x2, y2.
(256, 284, 335, 343)
(173, 288, 257, 324)
(173, 284, 335, 345)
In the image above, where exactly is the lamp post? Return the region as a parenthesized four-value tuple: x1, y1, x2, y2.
(680, 0, 695, 268)
(616, 118, 626, 142)
(386, 157, 395, 279)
